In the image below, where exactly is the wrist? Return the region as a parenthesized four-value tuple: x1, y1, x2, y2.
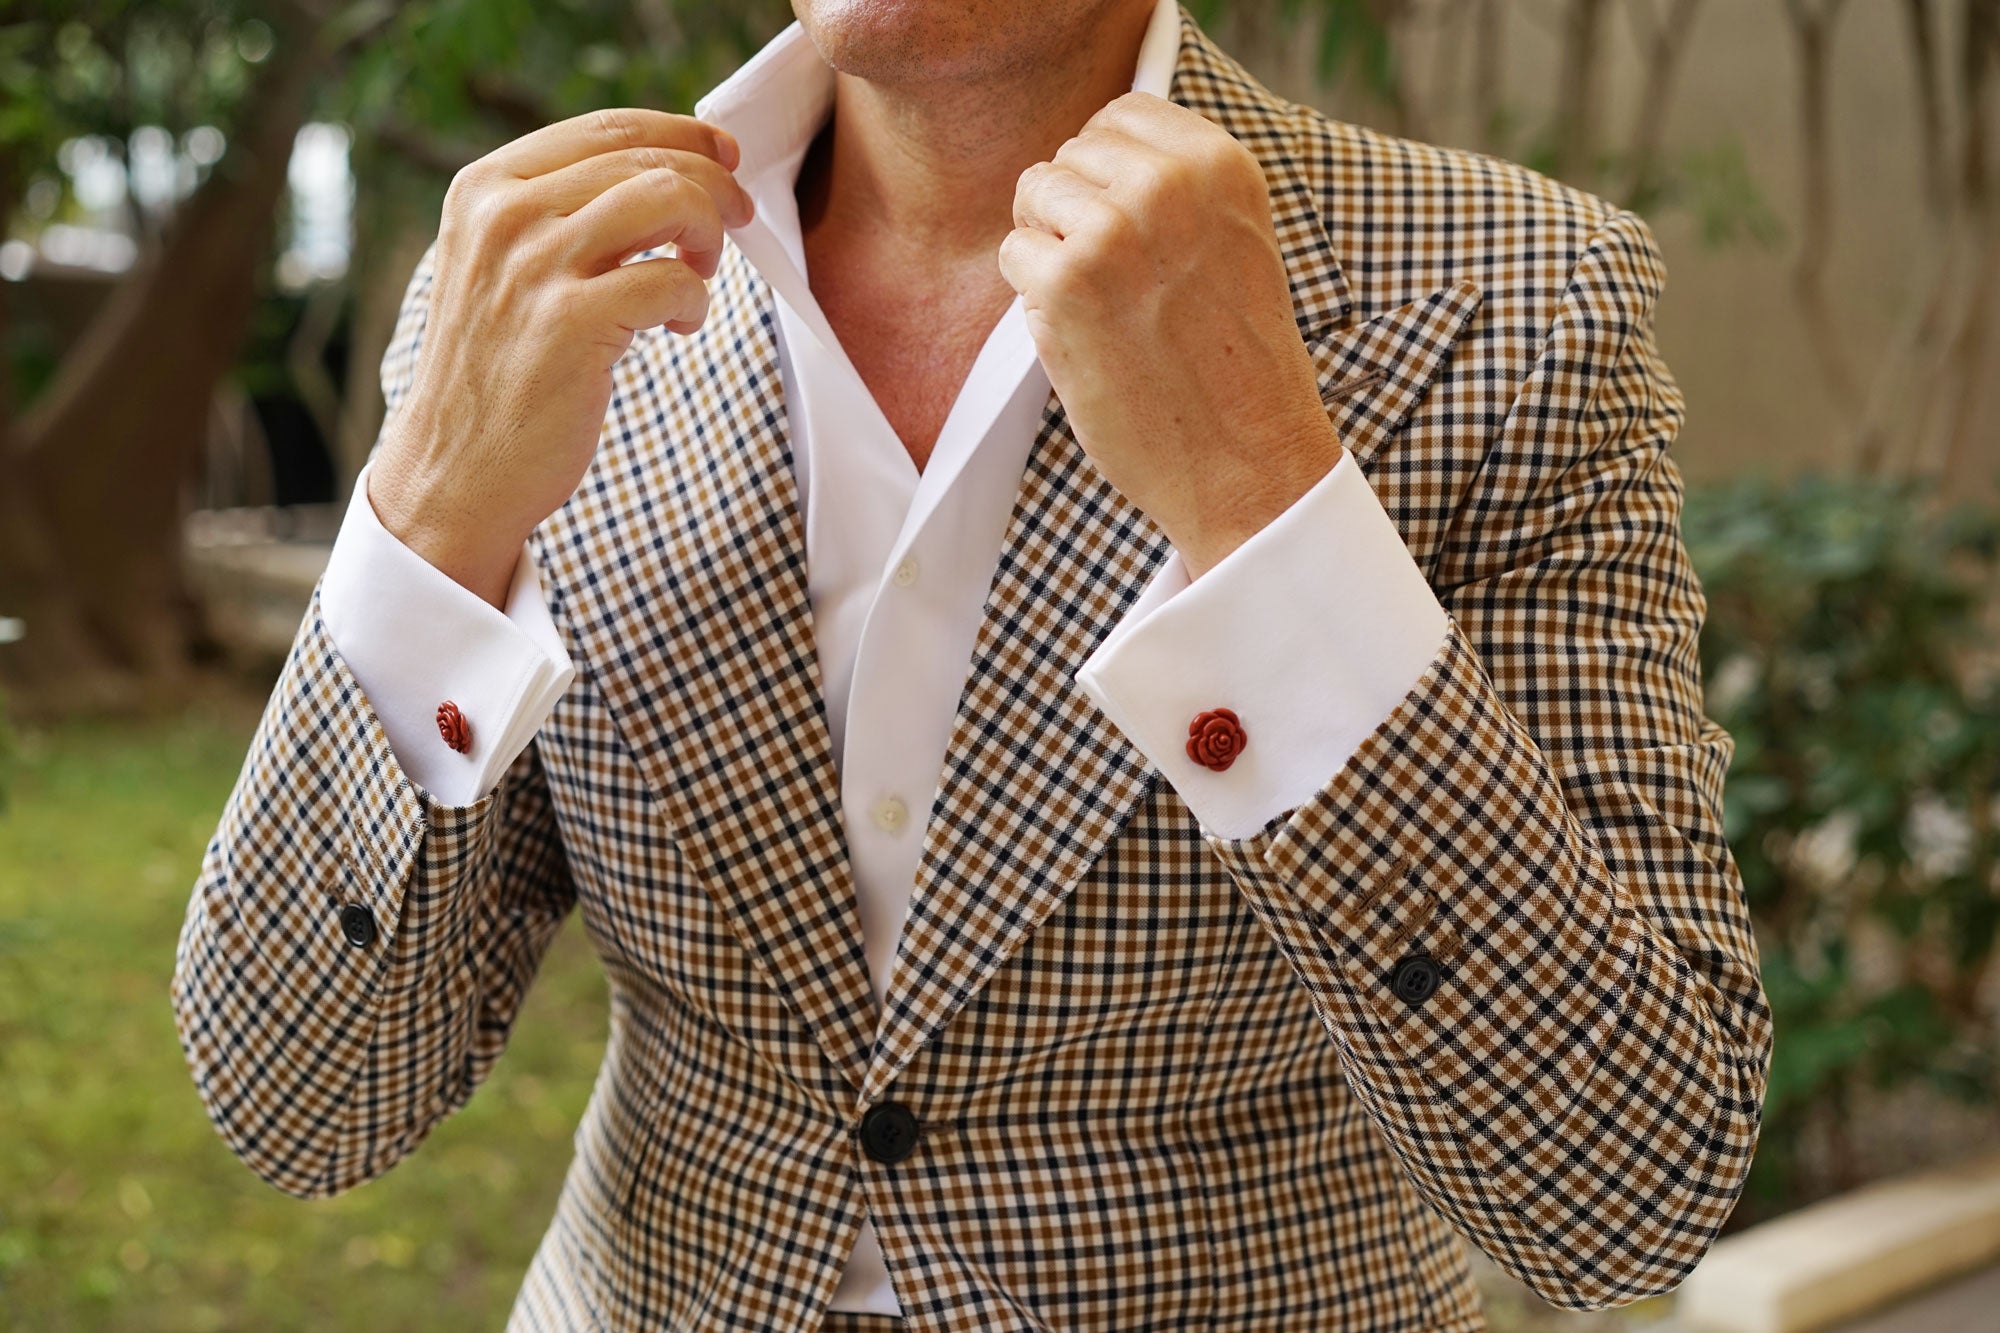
(365, 454, 525, 609)
(1171, 424, 1344, 580)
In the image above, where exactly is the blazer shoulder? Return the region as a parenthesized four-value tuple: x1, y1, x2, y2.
(1280, 101, 1639, 317)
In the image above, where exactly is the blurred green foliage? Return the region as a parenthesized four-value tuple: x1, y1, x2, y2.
(0, 1, 268, 206)
(334, 0, 792, 146)
(1183, 0, 1397, 100)
(2, 1, 799, 418)
(1667, 141, 1788, 251)
(1686, 474, 2000, 1207)
(0, 1, 795, 219)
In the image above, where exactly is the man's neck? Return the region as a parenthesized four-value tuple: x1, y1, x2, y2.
(795, 2, 1157, 270)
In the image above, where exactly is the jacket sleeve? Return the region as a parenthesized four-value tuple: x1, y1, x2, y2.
(169, 243, 579, 1199)
(1203, 209, 1773, 1310)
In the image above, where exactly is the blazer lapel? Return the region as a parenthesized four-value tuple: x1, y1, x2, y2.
(538, 242, 879, 1098)
(862, 10, 1483, 1101)
(862, 401, 1171, 1104)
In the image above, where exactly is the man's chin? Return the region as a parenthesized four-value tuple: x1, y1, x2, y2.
(796, 0, 1016, 86)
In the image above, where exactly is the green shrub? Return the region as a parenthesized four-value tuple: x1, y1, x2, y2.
(1685, 474, 2000, 1211)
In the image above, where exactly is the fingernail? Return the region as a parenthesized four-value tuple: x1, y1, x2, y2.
(715, 129, 741, 169)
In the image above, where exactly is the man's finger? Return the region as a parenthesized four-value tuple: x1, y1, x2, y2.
(1050, 125, 1168, 192)
(1012, 162, 1105, 241)
(1082, 89, 1214, 149)
(487, 108, 737, 180)
(533, 146, 754, 228)
(995, 224, 1065, 298)
(591, 255, 712, 335)
(563, 167, 726, 275)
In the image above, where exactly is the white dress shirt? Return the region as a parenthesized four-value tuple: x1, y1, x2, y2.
(316, 0, 1446, 1314)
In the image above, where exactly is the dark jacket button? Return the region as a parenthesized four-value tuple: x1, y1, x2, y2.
(858, 1101, 920, 1165)
(1389, 953, 1440, 1006)
(338, 902, 378, 948)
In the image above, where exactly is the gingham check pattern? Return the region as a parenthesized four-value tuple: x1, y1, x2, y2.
(172, 7, 1772, 1329)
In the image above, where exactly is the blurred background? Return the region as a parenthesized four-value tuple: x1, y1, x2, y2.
(1, 1, 1997, 1329)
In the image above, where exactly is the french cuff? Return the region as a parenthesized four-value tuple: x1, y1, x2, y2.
(1075, 449, 1447, 840)
(319, 461, 575, 807)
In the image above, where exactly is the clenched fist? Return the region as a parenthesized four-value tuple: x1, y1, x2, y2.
(998, 92, 1343, 579)
(369, 109, 755, 606)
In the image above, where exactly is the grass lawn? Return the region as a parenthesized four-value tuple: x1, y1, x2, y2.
(0, 695, 609, 1330)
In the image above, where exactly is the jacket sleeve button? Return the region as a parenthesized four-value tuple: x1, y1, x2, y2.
(338, 902, 379, 948)
(1389, 952, 1440, 1006)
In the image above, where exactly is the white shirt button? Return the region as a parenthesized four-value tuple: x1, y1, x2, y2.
(891, 555, 920, 588)
(872, 796, 908, 834)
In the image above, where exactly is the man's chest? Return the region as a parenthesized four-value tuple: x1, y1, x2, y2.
(802, 245, 1021, 472)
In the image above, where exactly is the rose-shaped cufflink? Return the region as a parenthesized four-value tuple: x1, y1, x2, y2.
(436, 700, 472, 754)
(1186, 707, 1246, 772)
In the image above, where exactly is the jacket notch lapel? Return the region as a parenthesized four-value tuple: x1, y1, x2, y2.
(864, 401, 1171, 1105)
(1308, 279, 1486, 575)
(536, 243, 879, 1098)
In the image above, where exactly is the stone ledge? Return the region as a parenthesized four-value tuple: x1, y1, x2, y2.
(1675, 1151, 2000, 1332)
(185, 509, 335, 662)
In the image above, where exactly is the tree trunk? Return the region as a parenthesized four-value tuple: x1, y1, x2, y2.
(2, 24, 321, 701)
(0, 346, 132, 712)
(1552, 0, 1609, 184)
(0, 154, 132, 710)
(333, 190, 435, 500)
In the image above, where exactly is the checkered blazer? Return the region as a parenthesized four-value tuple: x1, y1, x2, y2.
(173, 7, 1773, 1329)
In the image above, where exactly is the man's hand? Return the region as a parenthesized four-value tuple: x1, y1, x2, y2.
(369, 109, 755, 607)
(998, 92, 1342, 579)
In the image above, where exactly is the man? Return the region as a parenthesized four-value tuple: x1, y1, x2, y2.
(172, 0, 1773, 1328)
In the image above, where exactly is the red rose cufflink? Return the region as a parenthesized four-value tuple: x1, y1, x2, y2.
(1187, 708, 1246, 772)
(436, 700, 472, 754)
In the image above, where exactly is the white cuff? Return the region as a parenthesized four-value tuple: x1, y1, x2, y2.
(1075, 449, 1447, 840)
(319, 462, 575, 807)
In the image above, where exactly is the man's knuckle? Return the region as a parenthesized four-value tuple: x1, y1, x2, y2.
(1055, 205, 1114, 265)
(645, 168, 703, 219)
(647, 261, 705, 321)
(1148, 158, 1191, 201)
(593, 108, 641, 148)
(443, 162, 489, 214)
(467, 187, 522, 240)
(507, 230, 555, 280)
(1217, 139, 1261, 185)
(632, 145, 676, 174)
